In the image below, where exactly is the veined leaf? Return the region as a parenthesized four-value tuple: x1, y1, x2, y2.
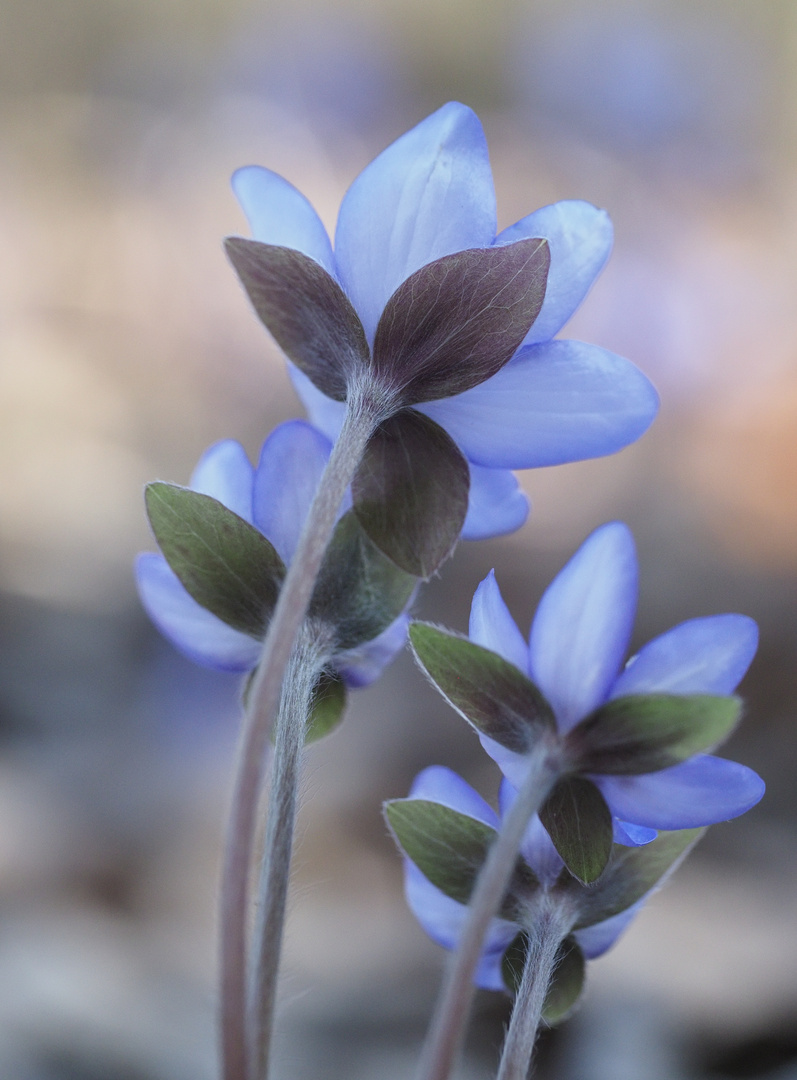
(384, 798, 537, 916)
(145, 483, 284, 637)
(373, 239, 550, 405)
(225, 238, 368, 401)
(409, 622, 556, 754)
(540, 777, 613, 885)
(310, 511, 416, 649)
(569, 694, 743, 775)
(353, 410, 469, 578)
(566, 828, 705, 929)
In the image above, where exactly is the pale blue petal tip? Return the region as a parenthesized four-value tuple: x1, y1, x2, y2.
(135, 553, 261, 672)
(408, 766, 500, 829)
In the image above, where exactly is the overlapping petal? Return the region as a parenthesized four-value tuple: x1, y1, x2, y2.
(334, 102, 497, 342)
(611, 614, 759, 698)
(419, 340, 659, 470)
(189, 439, 255, 523)
(496, 200, 613, 345)
(529, 522, 638, 732)
(403, 860, 516, 990)
(595, 754, 766, 830)
(409, 765, 500, 829)
(461, 465, 529, 541)
(469, 570, 530, 673)
(612, 820, 657, 846)
(337, 610, 411, 688)
(478, 734, 538, 793)
(231, 166, 336, 276)
(574, 900, 644, 959)
(252, 419, 339, 564)
(135, 553, 261, 672)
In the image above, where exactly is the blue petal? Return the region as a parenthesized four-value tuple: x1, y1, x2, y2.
(611, 614, 759, 698)
(337, 610, 411, 688)
(529, 523, 638, 733)
(419, 339, 659, 469)
(403, 861, 517, 991)
(189, 439, 254, 523)
(496, 200, 613, 345)
(289, 364, 347, 443)
(469, 570, 530, 673)
(408, 765, 500, 830)
(612, 819, 657, 846)
(478, 733, 536, 792)
(231, 166, 336, 276)
(574, 900, 644, 959)
(499, 780, 564, 886)
(334, 102, 497, 342)
(595, 755, 766, 830)
(252, 420, 338, 564)
(135, 553, 261, 672)
(461, 464, 529, 541)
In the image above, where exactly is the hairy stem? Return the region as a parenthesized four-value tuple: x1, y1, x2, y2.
(250, 622, 332, 1080)
(496, 903, 574, 1080)
(220, 390, 383, 1080)
(415, 745, 561, 1080)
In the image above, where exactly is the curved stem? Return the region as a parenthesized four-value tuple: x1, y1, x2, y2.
(415, 746, 561, 1080)
(250, 623, 332, 1080)
(220, 392, 382, 1080)
(496, 903, 573, 1080)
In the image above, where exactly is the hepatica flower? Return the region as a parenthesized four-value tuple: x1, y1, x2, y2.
(409, 522, 764, 883)
(137, 420, 416, 729)
(225, 102, 659, 573)
(385, 763, 702, 1012)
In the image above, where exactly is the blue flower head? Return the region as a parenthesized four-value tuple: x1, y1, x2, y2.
(229, 102, 659, 540)
(137, 419, 410, 688)
(469, 522, 764, 844)
(399, 764, 652, 993)
(393, 528, 765, 993)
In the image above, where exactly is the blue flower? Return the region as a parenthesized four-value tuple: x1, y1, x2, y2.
(231, 102, 659, 540)
(136, 419, 409, 686)
(401, 765, 646, 991)
(469, 521, 765, 843)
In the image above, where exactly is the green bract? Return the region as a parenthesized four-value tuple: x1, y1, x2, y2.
(384, 797, 536, 917)
(305, 672, 347, 744)
(309, 511, 417, 649)
(408, 623, 556, 755)
(145, 483, 285, 638)
(502, 933, 585, 1024)
(539, 778, 613, 885)
(226, 237, 550, 410)
(566, 828, 704, 929)
(567, 693, 743, 774)
(352, 411, 470, 578)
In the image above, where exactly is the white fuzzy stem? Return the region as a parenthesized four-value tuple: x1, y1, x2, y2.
(415, 744, 561, 1080)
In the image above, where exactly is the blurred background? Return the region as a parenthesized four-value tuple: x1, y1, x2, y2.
(1, 0, 796, 1076)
